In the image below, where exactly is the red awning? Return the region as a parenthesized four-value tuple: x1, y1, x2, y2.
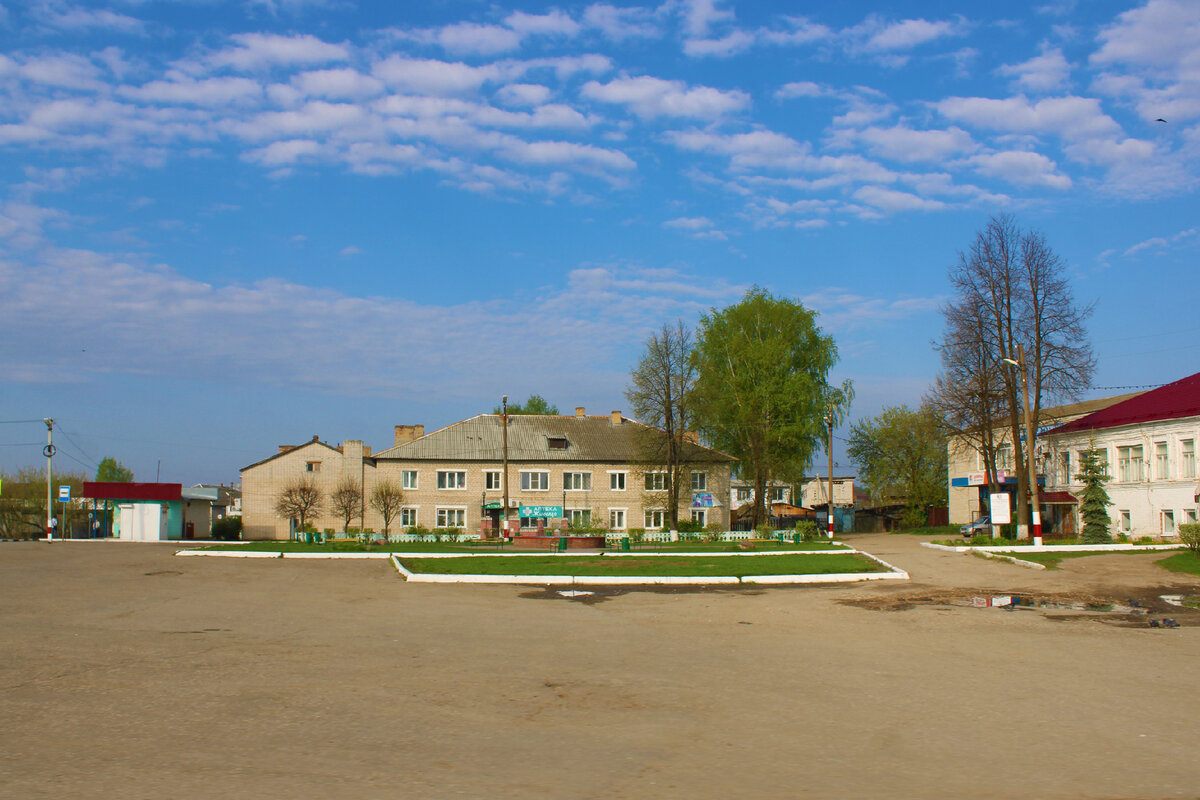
(83, 482, 182, 501)
(1039, 491, 1078, 505)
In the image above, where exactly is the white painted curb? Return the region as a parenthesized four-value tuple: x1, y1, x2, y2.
(923, 542, 1184, 554)
(977, 551, 1047, 570)
(177, 550, 282, 558)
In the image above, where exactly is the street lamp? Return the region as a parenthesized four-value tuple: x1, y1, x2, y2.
(1001, 344, 1042, 546)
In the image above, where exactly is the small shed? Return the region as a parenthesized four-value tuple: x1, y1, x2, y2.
(83, 483, 219, 541)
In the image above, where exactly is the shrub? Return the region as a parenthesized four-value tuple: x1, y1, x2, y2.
(794, 520, 819, 541)
(407, 525, 431, 540)
(1180, 523, 1200, 553)
(755, 524, 774, 539)
(676, 519, 704, 533)
(899, 506, 925, 530)
(211, 517, 242, 541)
(702, 522, 724, 543)
(627, 527, 645, 543)
(432, 527, 460, 543)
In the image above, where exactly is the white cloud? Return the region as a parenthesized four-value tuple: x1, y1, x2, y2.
(372, 56, 498, 95)
(999, 47, 1072, 93)
(1122, 226, 1197, 256)
(245, 138, 322, 166)
(845, 125, 977, 163)
(291, 68, 385, 100)
(775, 81, 825, 100)
(679, 0, 735, 38)
(339, 245, 364, 256)
(663, 216, 713, 230)
(683, 30, 756, 58)
(935, 94, 1122, 141)
(495, 83, 552, 107)
(759, 17, 834, 46)
(505, 10, 581, 37)
(582, 4, 663, 41)
(428, 23, 523, 56)
(227, 101, 372, 142)
(209, 33, 349, 71)
(120, 76, 264, 107)
(18, 54, 105, 90)
(852, 185, 947, 213)
(967, 150, 1072, 189)
(32, 3, 146, 34)
(581, 75, 749, 119)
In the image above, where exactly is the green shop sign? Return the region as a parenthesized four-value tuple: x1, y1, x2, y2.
(482, 502, 503, 510)
(518, 505, 563, 518)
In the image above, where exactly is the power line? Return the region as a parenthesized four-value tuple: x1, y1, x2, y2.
(0, 442, 43, 447)
(1087, 383, 1167, 391)
(0, 419, 45, 425)
(55, 424, 99, 469)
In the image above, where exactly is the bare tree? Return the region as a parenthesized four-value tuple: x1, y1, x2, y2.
(936, 215, 1095, 534)
(275, 477, 323, 537)
(369, 480, 405, 538)
(330, 477, 363, 533)
(626, 320, 698, 529)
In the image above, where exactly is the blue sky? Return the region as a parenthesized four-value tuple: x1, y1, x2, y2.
(1, 0, 1198, 485)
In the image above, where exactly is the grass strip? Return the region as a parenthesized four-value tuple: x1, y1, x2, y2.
(1009, 549, 1178, 570)
(1157, 551, 1200, 576)
(201, 540, 849, 554)
(398, 553, 884, 578)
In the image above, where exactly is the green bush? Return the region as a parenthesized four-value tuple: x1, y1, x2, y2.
(406, 525, 431, 540)
(702, 522, 724, 543)
(899, 506, 926, 530)
(676, 519, 704, 533)
(627, 527, 645, 543)
(211, 517, 242, 541)
(1180, 523, 1200, 553)
(431, 527, 461, 543)
(794, 520, 820, 541)
(755, 524, 774, 539)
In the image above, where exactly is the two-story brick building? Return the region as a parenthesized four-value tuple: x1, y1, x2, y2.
(241, 408, 735, 540)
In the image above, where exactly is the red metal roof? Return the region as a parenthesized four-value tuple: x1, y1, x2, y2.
(1050, 372, 1200, 435)
(83, 482, 182, 501)
(1039, 491, 1077, 505)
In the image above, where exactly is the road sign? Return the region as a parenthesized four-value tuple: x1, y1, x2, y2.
(58, 485, 71, 501)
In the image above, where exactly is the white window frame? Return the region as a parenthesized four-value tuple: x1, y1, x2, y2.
(483, 470, 503, 491)
(305, 461, 321, 473)
(1118, 445, 1144, 483)
(1155, 441, 1169, 481)
(1163, 510, 1176, 535)
(1119, 509, 1132, 533)
(566, 508, 591, 526)
(691, 509, 707, 526)
(521, 470, 550, 491)
(1182, 439, 1196, 479)
(608, 471, 627, 491)
(644, 508, 665, 530)
(400, 507, 418, 528)
(644, 471, 667, 491)
(735, 487, 751, 503)
(769, 486, 787, 503)
(609, 508, 627, 531)
(436, 507, 466, 528)
(1184, 509, 1198, 525)
(563, 471, 592, 491)
(401, 470, 418, 490)
(691, 471, 707, 491)
(437, 470, 467, 490)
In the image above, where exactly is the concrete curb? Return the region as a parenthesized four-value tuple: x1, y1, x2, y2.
(922, 542, 1184, 554)
(976, 550, 1047, 570)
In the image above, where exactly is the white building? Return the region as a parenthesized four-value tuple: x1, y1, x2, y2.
(1043, 372, 1200, 538)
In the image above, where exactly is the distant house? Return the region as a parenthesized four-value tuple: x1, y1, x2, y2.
(1042, 372, 1200, 538)
(83, 482, 218, 541)
(241, 408, 736, 540)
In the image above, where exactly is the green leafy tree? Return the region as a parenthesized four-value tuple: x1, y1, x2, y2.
(0, 467, 88, 539)
(96, 457, 134, 482)
(1075, 444, 1112, 544)
(692, 287, 842, 528)
(493, 394, 559, 415)
(847, 402, 948, 512)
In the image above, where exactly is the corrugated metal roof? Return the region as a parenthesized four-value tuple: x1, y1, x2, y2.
(1050, 372, 1200, 434)
(373, 413, 735, 463)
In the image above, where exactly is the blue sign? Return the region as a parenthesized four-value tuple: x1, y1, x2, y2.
(519, 505, 563, 518)
(58, 485, 71, 501)
(691, 493, 715, 508)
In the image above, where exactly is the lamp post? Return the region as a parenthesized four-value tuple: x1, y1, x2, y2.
(1001, 344, 1042, 546)
(501, 395, 509, 540)
(824, 405, 835, 539)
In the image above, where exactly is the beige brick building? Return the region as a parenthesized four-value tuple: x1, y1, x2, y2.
(241, 409, 735, 540)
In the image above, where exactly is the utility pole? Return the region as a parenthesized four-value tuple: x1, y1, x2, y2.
(825, 406, 835, 539)
(43, 418, 54, 539)
(501, 395, 509, 540)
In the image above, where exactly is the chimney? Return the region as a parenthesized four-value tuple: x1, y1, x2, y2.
(278, 445, 293, 453)
(312, 435, 320, 442)
(610, 410, 622, 425)
(394, 424, 425, 446)
(575, 406, 586, 418)
(683, 430, 700, 445)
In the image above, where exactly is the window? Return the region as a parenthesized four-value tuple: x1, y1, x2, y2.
(400, 507, 418, 528)
(563, 472, 592, 491)
(484, 471, 503, 490)
(691, 471, 707, 491)
(644, 508, 665, 529)
(609, 509, 626, 531)
(996, 445, 1013, 471)
(402, 470, 418, 489)
(609, 472, 626, 491)
(305, 461, 321, 473)
(1163, 510, 1176, 535)
(770, 487, 787, 503)
(1185, 509, 1198, 525)
(1118, 445, 1144, 482)
(437, 471, 466, 489)
(567, 509, 591, 526)
(735, 487, 751, 503)
(521, 471, 549, 491)
(1183, 439, 1196, 479)
(691, 509, 707, 526)
(1059, 452, 1071, 485)
(548, 437, 568, 451)
(436, 508, 465, 528)
(645, 471, 667, 491)
(1155, 442, 1169, 480)
(1119, 510, 1131, 533)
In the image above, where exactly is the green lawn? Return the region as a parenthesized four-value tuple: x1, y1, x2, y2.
(398, 553, 884, 577)
(201, 540, 849, 554)
(891, 526, 961, 537)
(1157, 551, 1200, 576)
(1006, 549, 1168, 569)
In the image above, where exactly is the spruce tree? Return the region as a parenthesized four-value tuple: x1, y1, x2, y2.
(1075, 445, 1112, 543)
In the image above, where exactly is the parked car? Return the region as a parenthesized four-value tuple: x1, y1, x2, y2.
(960, 515, 990, 536)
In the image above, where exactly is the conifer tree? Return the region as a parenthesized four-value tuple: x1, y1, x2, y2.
(1075, 444, 1112, 543)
